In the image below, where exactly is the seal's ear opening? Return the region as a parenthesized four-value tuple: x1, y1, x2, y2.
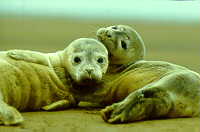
(121, 40, 127, 50)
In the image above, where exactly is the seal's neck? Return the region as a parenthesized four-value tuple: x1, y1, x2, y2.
(45, 52, 74, 100)
(108, 39, 146, 73)
(46, 51, 72, 87)
(47, 51, 64, 68)
(107, 62, 132, 73)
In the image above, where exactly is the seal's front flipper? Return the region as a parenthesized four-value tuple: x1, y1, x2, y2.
(78, 101, 104, 108)
(7, 50, 49, 66)
(41, 100, 72, 111)
(0, 102, 24, 125)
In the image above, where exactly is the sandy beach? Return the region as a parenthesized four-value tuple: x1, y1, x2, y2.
(0, 109, 199, 132)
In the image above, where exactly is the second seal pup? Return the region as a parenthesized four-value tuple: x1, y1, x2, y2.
(96, 25, 200, 123)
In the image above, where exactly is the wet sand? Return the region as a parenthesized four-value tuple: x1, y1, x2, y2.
(0, 109, 199, 132)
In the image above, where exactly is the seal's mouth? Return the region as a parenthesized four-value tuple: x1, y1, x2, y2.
(78, 78, 100, 86)
(109, 52, 113, 58)
(97, 34, 104, 42)
(71, 78, 103, 95)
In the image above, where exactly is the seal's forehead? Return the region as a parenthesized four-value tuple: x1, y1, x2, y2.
(70, 38, 108, 55)
(115, 25, 133, 32)
(115, 25, 138, 37)
(117, 25, 132, 29)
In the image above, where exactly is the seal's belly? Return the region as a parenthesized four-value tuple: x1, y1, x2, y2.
(0, 59, 61, 111)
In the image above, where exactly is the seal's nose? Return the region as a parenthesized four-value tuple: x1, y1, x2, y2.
(96, 28, 106, 36)
(85, 69, 93, 75)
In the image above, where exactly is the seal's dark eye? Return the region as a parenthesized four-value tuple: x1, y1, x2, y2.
(112, 26, 117, 29)
(97, 57, 104, 64)
(121, 40, 127, 50)
(74, 57, 81, 63)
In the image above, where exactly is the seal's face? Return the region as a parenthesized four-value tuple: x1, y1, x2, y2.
(96, 25, 145, 65)
(63, 38, 108, 85)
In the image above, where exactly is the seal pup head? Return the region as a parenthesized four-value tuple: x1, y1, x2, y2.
(96, 25, 146, 66)
(61, 38, 108, 85)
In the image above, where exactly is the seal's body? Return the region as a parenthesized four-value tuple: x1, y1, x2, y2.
(9, 43, 200, 124)
(99, 60, 200, 123)
(0, 38, 109, 125)
(0, 52, 70, 111)
(7, 25, 200, 124)
(96, 25, 200, 123)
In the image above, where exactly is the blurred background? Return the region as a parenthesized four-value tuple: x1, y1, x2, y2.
(0, 0, 199, 72)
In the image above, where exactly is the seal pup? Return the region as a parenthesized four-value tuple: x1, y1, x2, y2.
(96, 25, 200, 123)
(7, 26, 200, 124)
(0, 38, 108, 125)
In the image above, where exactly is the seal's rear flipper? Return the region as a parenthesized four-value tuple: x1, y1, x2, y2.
(41, 100, 72, 111)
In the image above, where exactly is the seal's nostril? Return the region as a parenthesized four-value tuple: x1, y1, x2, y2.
(98, 31, 103, 35)
(97, 28, 106, 35)
(107, 34, 112, 38)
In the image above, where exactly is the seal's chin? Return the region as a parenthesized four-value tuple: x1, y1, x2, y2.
(78, 78, 100, 86)
(71, 77, 102, 94)
(97, 35, 103, 42)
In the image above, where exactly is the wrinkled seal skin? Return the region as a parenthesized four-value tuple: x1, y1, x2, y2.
(96, 25, 200, 123)
(0, 38, 109, 125)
